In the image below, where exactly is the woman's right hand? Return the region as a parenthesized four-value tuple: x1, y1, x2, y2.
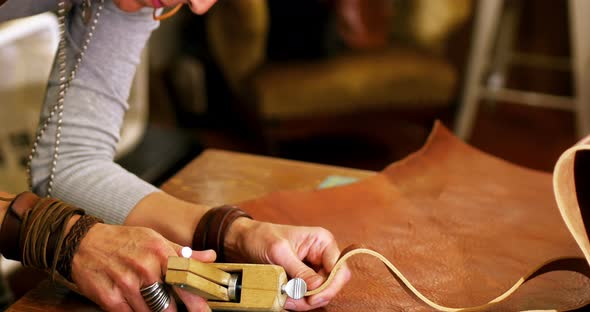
(71, 223, 215, 312)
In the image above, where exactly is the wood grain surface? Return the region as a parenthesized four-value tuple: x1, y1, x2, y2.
(160, 149, 374, 205)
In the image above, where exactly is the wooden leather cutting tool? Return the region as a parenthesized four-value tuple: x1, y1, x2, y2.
(165, 257, 307, 311)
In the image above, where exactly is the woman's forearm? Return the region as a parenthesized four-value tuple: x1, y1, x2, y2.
(124, 192, 210, 246)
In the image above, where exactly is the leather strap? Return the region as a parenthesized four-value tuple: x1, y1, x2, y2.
(57, 215, 103, 281)
(0, 192, 41, 261)
(192, 205, 252, 262)
(43, 199, 66, 265)
(554, 144, 590, 267)
(0, 193, 91, 294)
(307, 246, 589, 311)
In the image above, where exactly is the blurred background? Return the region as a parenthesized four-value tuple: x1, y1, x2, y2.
(0, 0, 588, 303)
(1, 0, 585, 192)
(143, 0, 580, 178)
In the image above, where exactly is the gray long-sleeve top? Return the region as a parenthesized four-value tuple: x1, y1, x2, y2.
(1, 0, 160, 224)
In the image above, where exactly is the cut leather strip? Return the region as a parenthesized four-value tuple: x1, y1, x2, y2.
(306, 246, 589, 311)
(239, 122, 590, 311)
(554, 144, 590, 267)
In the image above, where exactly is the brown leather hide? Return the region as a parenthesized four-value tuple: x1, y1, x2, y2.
(240, 123, 590, 311)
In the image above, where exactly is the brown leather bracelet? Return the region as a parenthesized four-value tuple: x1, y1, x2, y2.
(57, 215, 103, 282)
(192, 205, 252, 262)
(0, 192, 41, 261)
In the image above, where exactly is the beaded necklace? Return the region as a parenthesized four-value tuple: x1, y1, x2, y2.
(26, 0, 104, 196)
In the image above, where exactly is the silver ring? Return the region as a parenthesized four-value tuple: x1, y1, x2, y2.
(140, 282, 171, 312)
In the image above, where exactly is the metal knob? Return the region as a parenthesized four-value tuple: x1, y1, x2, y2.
(281, 278, 307, 300)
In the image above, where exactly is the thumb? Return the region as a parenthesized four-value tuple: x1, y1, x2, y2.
(189, 249, 217, 263)
(279, 249, 325, 290)
(172, 244, 217, 263)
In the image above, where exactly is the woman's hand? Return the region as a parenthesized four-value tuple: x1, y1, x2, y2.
(72, 223, 216, 312)
(225, 219, 351, 311)
(113, 0, 216, 15)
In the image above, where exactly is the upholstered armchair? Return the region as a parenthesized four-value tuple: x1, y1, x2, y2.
(205, 0, 471, 150)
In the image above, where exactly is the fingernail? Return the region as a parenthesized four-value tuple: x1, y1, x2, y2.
(285, 301, 296, 310)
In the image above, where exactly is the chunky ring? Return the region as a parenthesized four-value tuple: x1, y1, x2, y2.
(140, 282, 171, 312)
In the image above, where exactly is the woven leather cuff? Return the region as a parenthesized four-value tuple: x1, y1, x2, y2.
(57, 215, 103, 282)
(192, 205, 252, 263)
(0, 192, 41, 261)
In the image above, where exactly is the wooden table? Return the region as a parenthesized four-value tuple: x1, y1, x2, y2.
(8, 149, 375, 311)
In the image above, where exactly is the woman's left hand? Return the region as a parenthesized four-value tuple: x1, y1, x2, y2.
(224, 219, 351, 311)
